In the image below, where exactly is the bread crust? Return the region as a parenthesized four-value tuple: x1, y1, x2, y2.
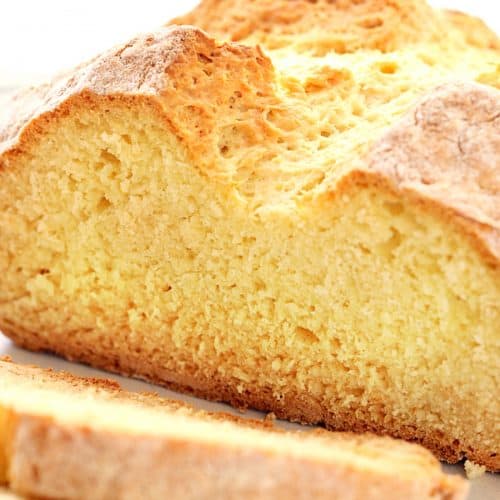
(0, 26, 275, 163)
(171, 0, 499, 51)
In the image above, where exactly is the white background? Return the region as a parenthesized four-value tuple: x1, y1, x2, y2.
(0, 0, 498, 88)
(0, 2, 498, 498)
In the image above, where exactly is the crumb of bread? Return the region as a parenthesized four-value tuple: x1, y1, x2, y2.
(464, 460, 486, 479)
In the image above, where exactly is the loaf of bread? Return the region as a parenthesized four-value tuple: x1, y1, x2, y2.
(0, 0, 498, 470)
(0, 358, 468, 499)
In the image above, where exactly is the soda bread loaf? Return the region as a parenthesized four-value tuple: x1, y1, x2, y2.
(0, 358, 468, 500)
(0, 0, 498, 470)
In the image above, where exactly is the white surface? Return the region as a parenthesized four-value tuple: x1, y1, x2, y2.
(0, 0, 498, 498)
(0, 0, 498, 88)
(0, 1, 198, 88)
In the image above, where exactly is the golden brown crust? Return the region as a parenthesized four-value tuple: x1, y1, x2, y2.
(172, 0, 472, 52)
(0, 26, 275, 164)
(172, 0, 499, 53)
(0, 26, 196, 154)
(5, 326, 498, 472)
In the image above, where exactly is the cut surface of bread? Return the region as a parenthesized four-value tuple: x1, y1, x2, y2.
(0, 0, 499, 471)
(0, 359, 468, 500)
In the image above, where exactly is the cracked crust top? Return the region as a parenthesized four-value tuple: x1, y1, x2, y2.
(0, 26, 204, 154)
(366, 82, 500, 266)
(0, 25, 277, 172)
(172, 0, 499, 52)
(0, 5, 499, 271)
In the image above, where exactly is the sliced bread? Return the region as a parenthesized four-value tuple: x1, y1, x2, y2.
(0, 358, 468, 500)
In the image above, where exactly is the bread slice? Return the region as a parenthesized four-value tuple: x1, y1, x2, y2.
(0, 0, 498, 470)
(0, 358, 467, 499)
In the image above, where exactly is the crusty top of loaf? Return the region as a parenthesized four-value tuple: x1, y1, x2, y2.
(0, 0, 499, 266)
(172, 0, 499, 52)
(366, 82, 500, 262)
(0, 26, 277, 166)
(0, 26, 272, 153)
